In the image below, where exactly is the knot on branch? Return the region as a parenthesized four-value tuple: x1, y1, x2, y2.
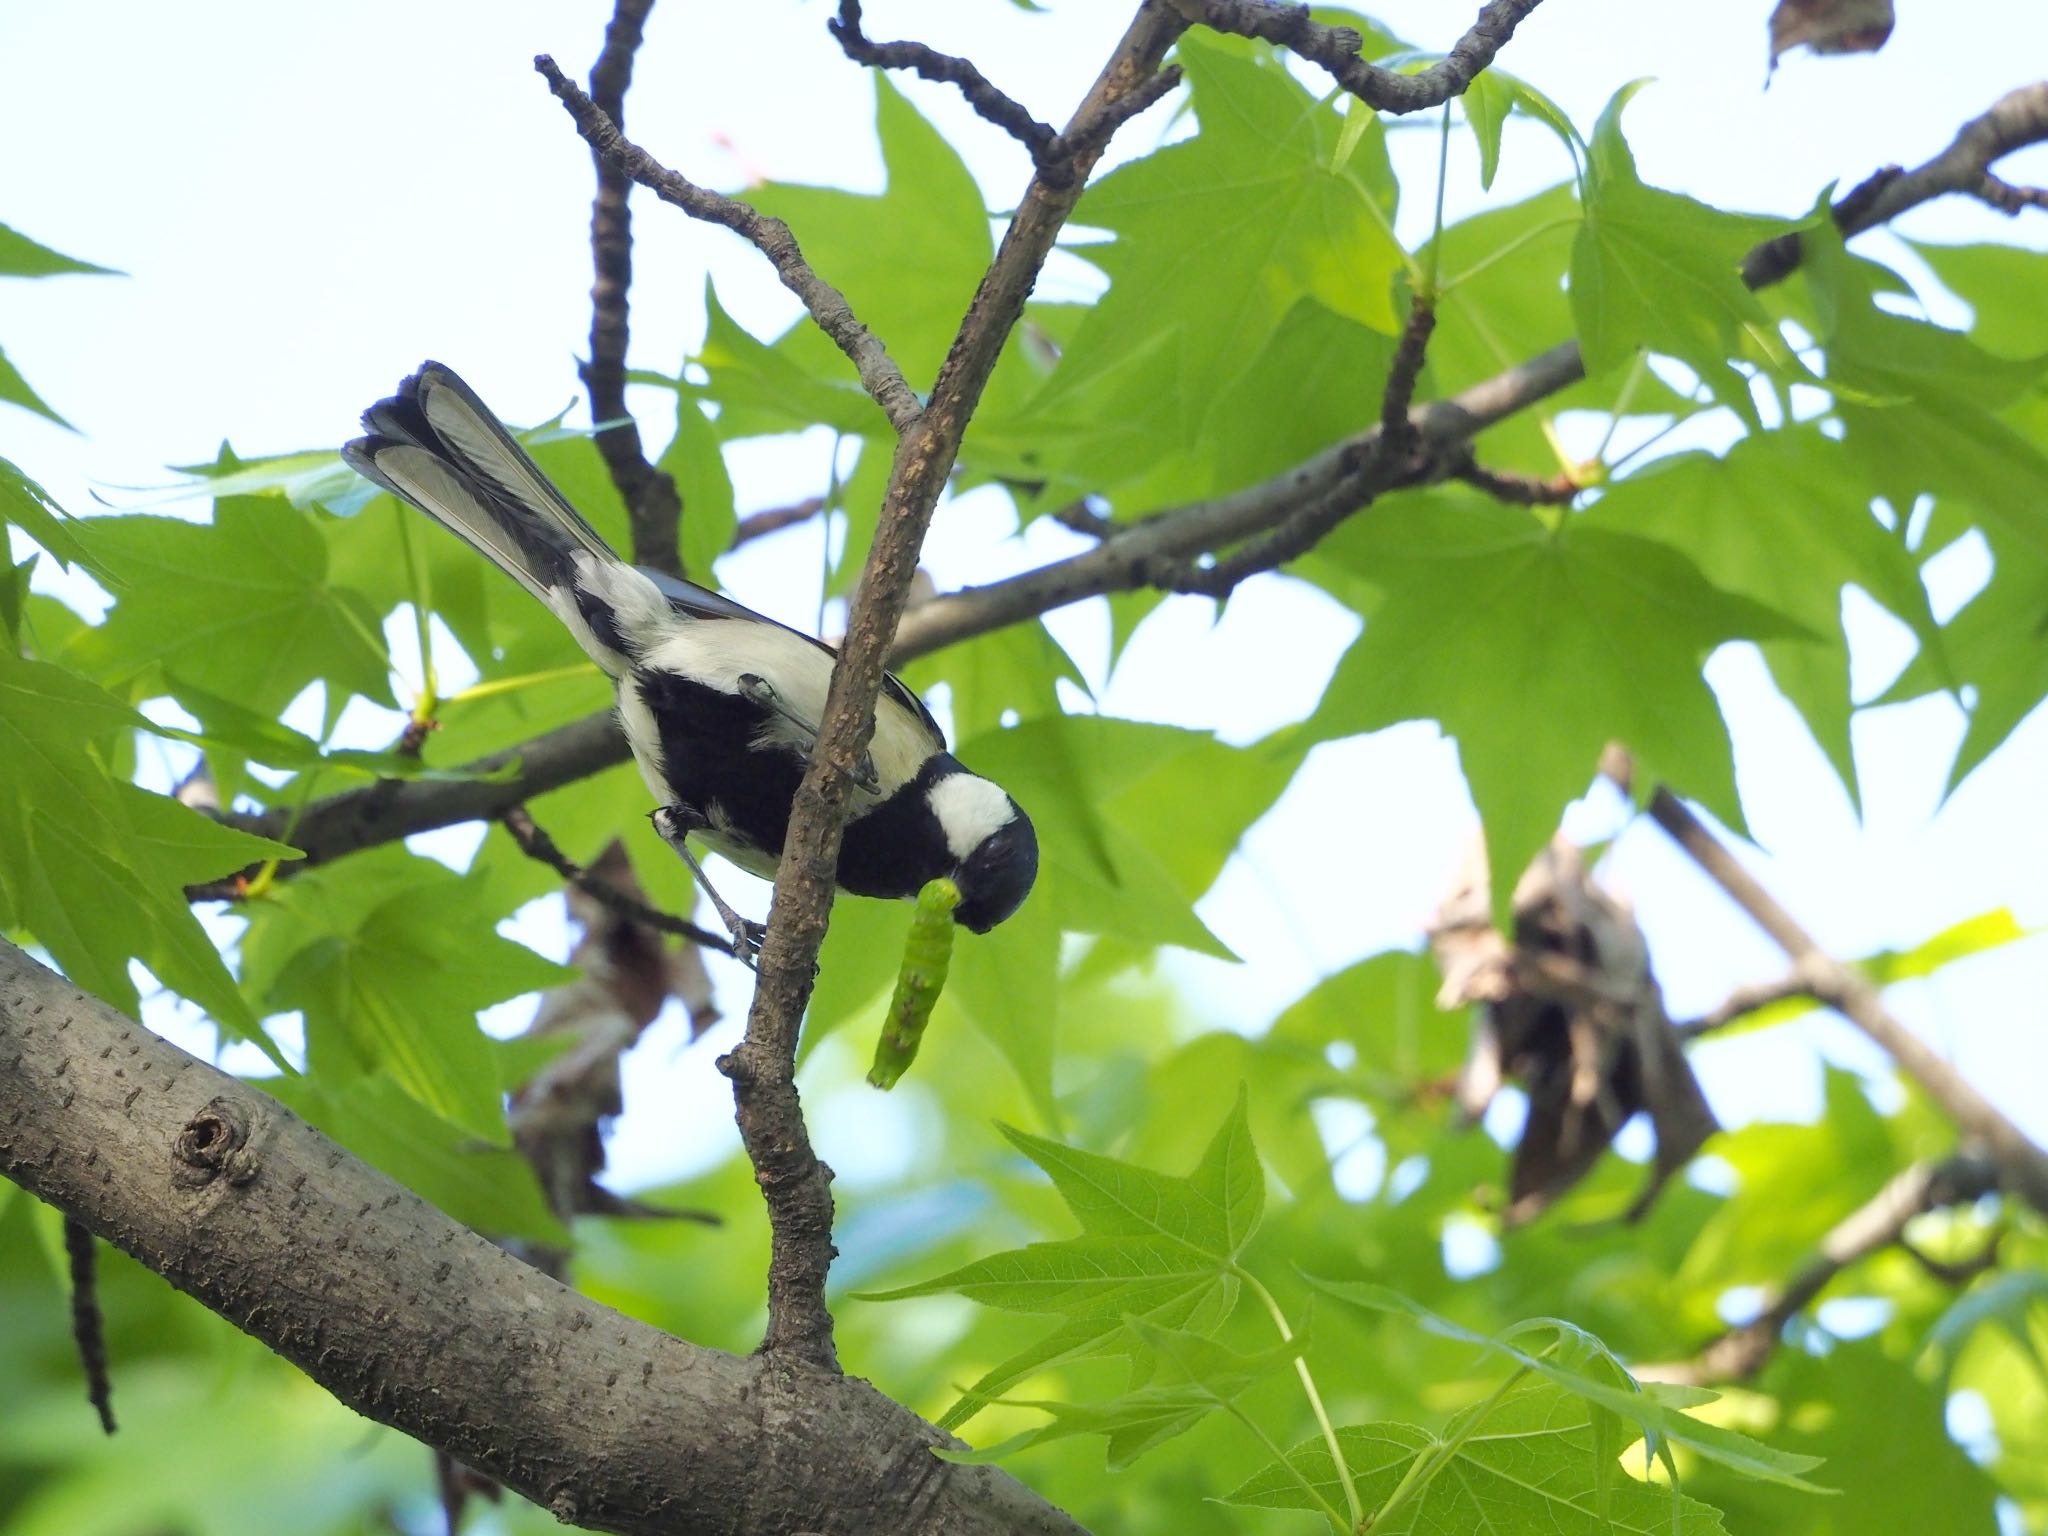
(171, 1097, 257, 1188)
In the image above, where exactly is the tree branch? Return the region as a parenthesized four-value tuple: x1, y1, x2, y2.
(535, 54, 927, 436)
(0, 939, 1090, 1536)
(499, 804, 735, 953)
(1638, 1153, 2001, 1386)
(203, 79, 2048, 910)
(1171, 0, 1545, 113)
(1673, 973, 1818, 1042)
(726, 1, 1187, 1372)
(1646, 788, 2048, 1216)
(579, 0, 685, 577)
(830, 0, 1069, 183)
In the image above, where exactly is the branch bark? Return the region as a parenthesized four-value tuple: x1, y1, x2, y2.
(537, 54, 926, 436)
(1638, 1153, 2001, 1386)
(205, 79, 2048, 918)
(1171, 0, 1545, 113)
(1646, 788, 2048, 1216)
(0, 939, 1090, 1536)
(580, 0, 686, 577)
(727, 2, 1187, 1372)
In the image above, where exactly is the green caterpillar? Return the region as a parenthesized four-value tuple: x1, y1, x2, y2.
(867, 876, 962, 1089)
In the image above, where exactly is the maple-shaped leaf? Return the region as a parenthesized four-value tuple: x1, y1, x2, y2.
(73, 495, 393, 718)
(1570, 83, 1795, 426)
(860, 1088, 1265, 1432)
(1309, 492, 1806, 920)
(1223, 1382, 1730, 1533)
(740, 73, 992, 396)
(0, 648, 295, 1043)
(1581, 424, 1948, 809)
(241, 846, 572, 1143)
(1003, 34, 1404, 509)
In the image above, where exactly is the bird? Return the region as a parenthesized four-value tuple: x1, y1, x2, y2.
(341, 362, 1037, 961)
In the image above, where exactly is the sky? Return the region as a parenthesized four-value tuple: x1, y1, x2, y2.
(3, 0, 2047, 1193)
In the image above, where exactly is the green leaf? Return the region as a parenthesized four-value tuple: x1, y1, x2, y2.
(1925, 1270, 2048, 1379)
(1865, 908, 2031, 985)
(1309, 493, 1803, 919)
(1461, 68, 1582, 192)
(0, 648, 295, 1045)
(860, 1233, 1227, 1317)
(1222, 1383, 1730, 1532)
(958, 717, 1300, 958)
(1580, 426, 1948, 807)
(0, 222, 118, 278)
(1000, 1083, 1263, 1259)
(747, 73, 992, 389)
(945, 888, 1062, 1125)
(656, 392, 738, 582)
(1305, 1276, 1829, 1489)
(0, 455, 101, 573)
(946, 1319, 1302, 1470)
(933, 1274, 1239, 1433)
(1571, 83, 1794, 424)
(0, 343, 72, 429)
(869, 1092, 1264, 1431)
(694, 283, 890, 440)
(900, 619, 1090, 744)
(1006, 34, 1403, 509)
(74, 496, 394, 716)
(244, 850, 571, 1142)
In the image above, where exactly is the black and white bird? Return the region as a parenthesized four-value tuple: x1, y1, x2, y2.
(341, 363, 1036, 957)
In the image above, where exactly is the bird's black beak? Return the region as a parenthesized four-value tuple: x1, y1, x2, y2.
(951, 808, 1039, 934)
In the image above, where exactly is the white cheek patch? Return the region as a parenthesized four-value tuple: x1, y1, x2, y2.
(926, 774, 1016, 864)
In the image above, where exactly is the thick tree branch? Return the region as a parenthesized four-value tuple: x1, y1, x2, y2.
(1646, 788, 2048, 1216)
(0, 940, 1089, 1536)
(1172, 0, 1544, 113)
(205, 80, 2048, 904)
(536, 54, 926, 435)
(580, 0, 685, 577)
(728, 2, 1187, 1372)
(1639, 1154, 2001, 1386)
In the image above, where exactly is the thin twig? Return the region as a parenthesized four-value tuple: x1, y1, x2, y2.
(732, 495, 827, 548)
(536, 54, 926, 436)
(1639, 1154, 2001, 1385)
(1171, 0, 1545, 114)
(724, 5, 1188, 1372)
(499, 805, 735, 955)
(830, 0, 1070, 182)
(579, 0, 684, 576)
(1673, 972, 1818, 1042)
(1160, 293, 1438, 598)
(1646, 787, 2048, 1215)
(64, 1217, 115, 1434)
(1450, 454, 1579, 506)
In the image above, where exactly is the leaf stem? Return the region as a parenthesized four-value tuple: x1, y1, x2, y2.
(1236, 1266, 1362, 1531)
(1434, 216, 1579, 293)
(1424, 104, 1451, 297)
(440, 662, 599, 708)
(394, 504, 438, 721)
(1369, 1364, 1532, 1531)
(1222, 1399, 1350, 1534)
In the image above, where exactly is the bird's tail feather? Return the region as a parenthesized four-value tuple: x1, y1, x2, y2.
(342, 362, 623, 610)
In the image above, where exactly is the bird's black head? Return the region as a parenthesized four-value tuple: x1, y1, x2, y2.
(921, 767, 1037, 934)
(953, 805, 1038, 934)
